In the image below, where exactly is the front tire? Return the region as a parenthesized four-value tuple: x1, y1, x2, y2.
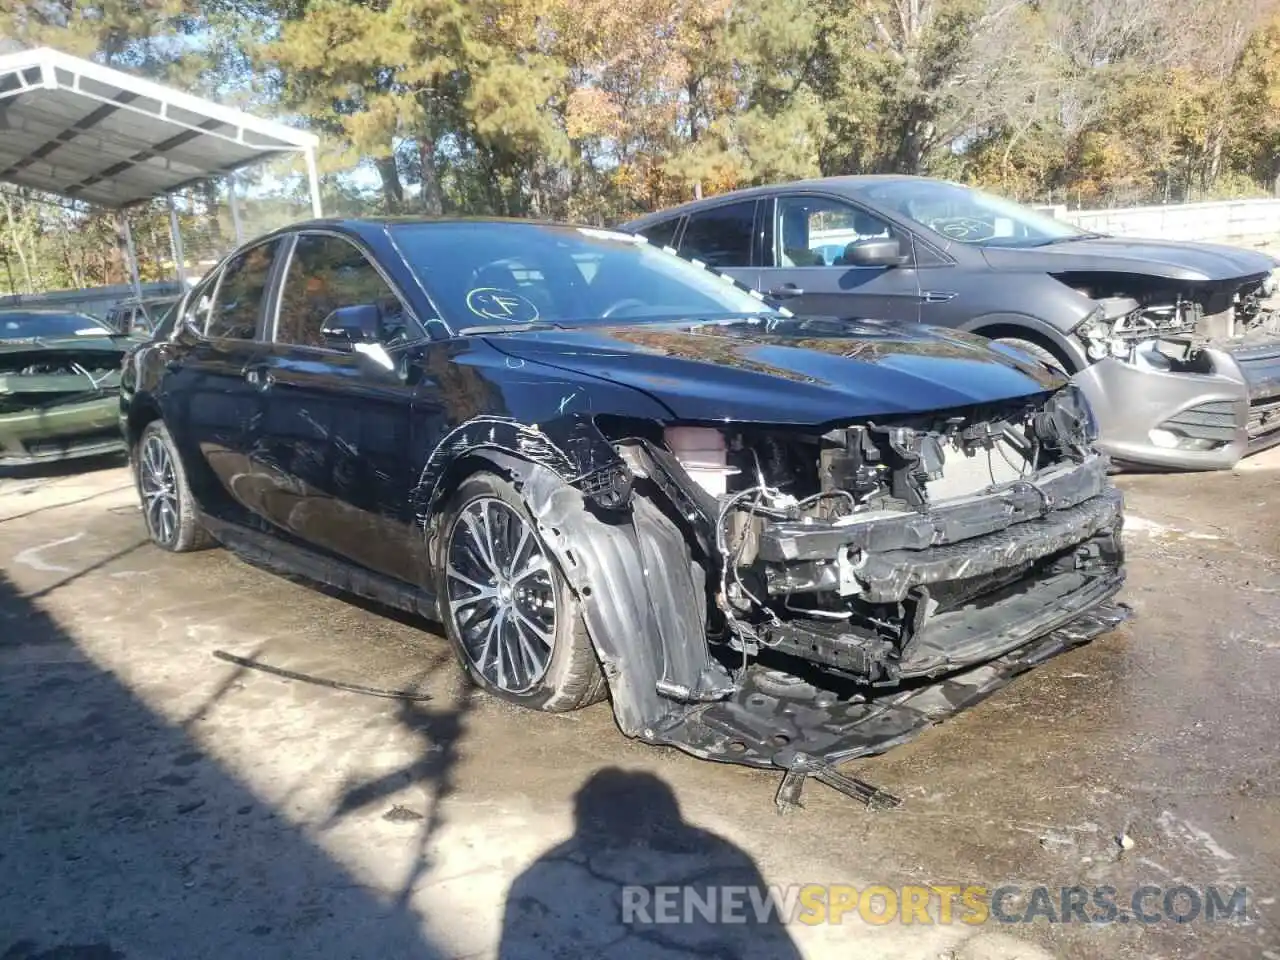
(992, 336, 1071, 376)
(134, 421, 213, 552)
(436, 472, 605, 712)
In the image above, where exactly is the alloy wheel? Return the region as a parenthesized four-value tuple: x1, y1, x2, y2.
(139, 434, 180, 546)
(445, 496, 557, 693)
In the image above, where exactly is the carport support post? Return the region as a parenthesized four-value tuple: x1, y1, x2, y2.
(305, 147, 323, 219)
(117, 210, 142, 301)
(226, 174, 244, 245)
(166, 195, 187, 286)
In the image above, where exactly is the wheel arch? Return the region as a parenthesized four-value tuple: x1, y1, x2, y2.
(413, 415, 634, 542)
(963, 314, 1088, 373)
(123, 393, 163, 451)
(419, 419, 733, 740)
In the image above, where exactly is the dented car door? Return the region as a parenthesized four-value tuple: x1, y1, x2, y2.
(249, 231, 426, 578)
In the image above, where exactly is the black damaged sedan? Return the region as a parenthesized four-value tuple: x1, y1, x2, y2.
(121, 219, 1127, 805)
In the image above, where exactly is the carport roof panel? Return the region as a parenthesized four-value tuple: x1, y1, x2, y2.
(0, 46, 318, 208)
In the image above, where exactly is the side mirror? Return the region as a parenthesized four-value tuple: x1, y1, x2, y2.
(843, 237, 906, 267)
(320, 303, 381, 348)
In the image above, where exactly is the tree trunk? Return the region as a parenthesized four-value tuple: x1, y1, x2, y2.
(1208, 122, 1225, 187)
(375, 155, 405, 214)
(58, 219, 82, 289)
(418, 138, 444, 215)
(200, 181, 224, 248)
(1, 192, 34, 294)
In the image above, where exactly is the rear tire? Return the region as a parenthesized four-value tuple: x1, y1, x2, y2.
(992, 336, 1071, 376)
(436, 472, 606, 712)
(134, 421, 213, 552)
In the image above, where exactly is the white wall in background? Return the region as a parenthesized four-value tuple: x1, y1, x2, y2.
(1034, 199, 1280, 246)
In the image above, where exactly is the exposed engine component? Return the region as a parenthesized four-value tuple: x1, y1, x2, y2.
(1075, 295, 1200, 361)
(650, 387, 1118, 688)
(1071, 273, 1280, 364)
(663, 425, 739, 496)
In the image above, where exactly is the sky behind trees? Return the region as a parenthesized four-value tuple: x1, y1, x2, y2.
(4, 0, 1280, 292)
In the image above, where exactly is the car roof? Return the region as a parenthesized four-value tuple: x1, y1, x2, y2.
(260, 216, 608, 243)
(619, 175, 930, 230)
(0, 309, 101, 321)
(111, 295, 179, 307)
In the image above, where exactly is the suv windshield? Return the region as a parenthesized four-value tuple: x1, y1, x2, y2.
(389, 222, 778, 329)
(0, 312, 113, 340)
(859, 180, 1088, 247)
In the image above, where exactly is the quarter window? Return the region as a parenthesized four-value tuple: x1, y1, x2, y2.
(637, 217, 681, 249)
(678, 200, 757, 268)
(205, 240, 281, 339)
(275, 234, 412, 348)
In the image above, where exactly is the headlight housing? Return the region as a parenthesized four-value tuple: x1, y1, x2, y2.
(1037, 383, 1099, 451)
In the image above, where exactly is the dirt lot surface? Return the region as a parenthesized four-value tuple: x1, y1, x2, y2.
(1, 451, 1278, 959)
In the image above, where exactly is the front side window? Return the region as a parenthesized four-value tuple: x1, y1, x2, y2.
(389, 222, 779, 329)
(678, 200, 757, 268)
(205, 240, 282, 340)
(275, 234, 413, 349)
(775, 197, 899, 267)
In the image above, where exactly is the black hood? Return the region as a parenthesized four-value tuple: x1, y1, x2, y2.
(982, 235, 1279, 283)
(481, 316, 1063, 424)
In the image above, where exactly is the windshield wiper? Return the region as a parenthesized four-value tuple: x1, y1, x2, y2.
(1037, 232, 1107, 245)
(457, 321, 562, 336)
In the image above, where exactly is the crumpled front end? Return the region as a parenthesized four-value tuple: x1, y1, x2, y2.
(516, 385, 1128, 800)
(1068, 269, 1280, 468)
(0, 349, 125, 465)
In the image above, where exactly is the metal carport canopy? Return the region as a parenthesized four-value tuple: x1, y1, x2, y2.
(0, 45, 321, 215)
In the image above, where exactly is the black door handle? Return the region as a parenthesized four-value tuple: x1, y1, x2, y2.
(767, 284, 804, 299)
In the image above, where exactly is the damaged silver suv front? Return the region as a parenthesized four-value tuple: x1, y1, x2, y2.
(1071, 269, 1280, 468)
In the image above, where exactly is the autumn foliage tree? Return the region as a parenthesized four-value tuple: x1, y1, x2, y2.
(8, 0, 1280, 294)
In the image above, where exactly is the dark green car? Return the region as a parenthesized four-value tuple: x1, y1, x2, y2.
(0, 310, 142, 467)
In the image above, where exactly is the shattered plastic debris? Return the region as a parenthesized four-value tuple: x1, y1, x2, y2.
(382, 805, 424, 823)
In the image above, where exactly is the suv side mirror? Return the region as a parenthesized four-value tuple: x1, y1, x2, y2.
(320, 303, 381, 348)
(843, 237, 906, 267)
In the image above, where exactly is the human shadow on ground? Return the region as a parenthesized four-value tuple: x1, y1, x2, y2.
(499, 767, 803, 960)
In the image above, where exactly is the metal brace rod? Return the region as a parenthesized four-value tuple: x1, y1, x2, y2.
(775, 752, 902, 814)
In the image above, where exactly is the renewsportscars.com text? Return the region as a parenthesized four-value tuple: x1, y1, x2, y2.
(621, 884, 1251, 926)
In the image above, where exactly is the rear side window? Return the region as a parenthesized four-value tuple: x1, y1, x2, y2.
(275, 234, 411, 348)
(637, 217, 681, 249)
(678, 200, 757, 268)
(206, 240, 282, 340)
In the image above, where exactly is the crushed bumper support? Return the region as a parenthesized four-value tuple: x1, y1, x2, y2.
(652, 600, 1131, 777)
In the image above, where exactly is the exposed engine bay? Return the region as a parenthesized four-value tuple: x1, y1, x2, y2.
(0, 351, 122, 414)
(1067, 270, 1280, 367)
(531, 385, 1128, 806)
(601, 385, 1123, 698)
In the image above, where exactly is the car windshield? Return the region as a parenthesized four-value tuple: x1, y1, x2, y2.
(390, 222, 779, 329)
(0, 312, 113, 340)
(858, 180, 1088, 247)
